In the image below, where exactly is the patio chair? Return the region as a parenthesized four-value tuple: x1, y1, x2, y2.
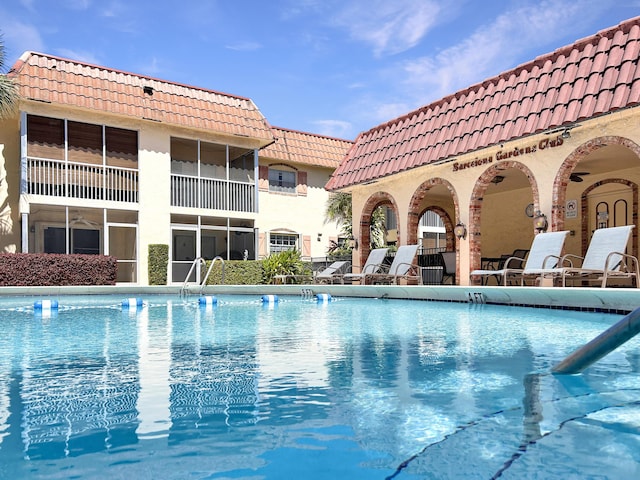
(314, 260, 351, 284)
(363, 244, 420, 285)
(521, 225, 639, 287)
(440, 251, 457, 285)
(470, 231, 569, 286)
(339, 247, 389, 284)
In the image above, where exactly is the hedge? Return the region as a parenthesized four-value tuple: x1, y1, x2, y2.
(0, 253, 117, 286)
(148, 244, 169, 285)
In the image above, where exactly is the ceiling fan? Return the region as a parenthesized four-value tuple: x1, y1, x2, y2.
(70, 213, 99, 228)
(570, 171, 590, 183)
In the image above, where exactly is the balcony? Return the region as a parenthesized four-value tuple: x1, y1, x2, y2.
(26, 157, 138, 203)
(171, 174, 256, 212)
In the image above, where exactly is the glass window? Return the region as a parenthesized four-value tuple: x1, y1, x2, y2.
(268, 169, 296, 194)
(270, 233, 297, 253)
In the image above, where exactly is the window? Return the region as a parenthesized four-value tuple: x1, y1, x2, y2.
(268, 168, 296, 194)
(270, 233, 298, 253)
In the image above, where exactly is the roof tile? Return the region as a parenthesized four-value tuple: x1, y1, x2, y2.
(11, 51, 275, 146)
(328, 18, 640, 191)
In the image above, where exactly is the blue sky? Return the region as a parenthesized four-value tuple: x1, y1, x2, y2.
(1, 0, 639, 140)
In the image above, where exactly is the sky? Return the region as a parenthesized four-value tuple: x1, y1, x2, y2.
(1, 0, 639, 140)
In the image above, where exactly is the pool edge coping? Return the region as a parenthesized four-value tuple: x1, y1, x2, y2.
(0, 284, 638, 314)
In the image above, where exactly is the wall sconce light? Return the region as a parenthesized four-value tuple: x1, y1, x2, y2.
(349, 236, 359, 250)
(533, 211, 548, 232)
(317, 232, 322, 242)
(561, 129, 571, 139)
(454, 222, 467, 240)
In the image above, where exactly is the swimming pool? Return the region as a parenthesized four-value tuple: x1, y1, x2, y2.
(0, 293, 639, 479)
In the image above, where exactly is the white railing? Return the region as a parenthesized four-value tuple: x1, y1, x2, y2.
(171, 174, 256, 212)
(26, 157, 138, 203)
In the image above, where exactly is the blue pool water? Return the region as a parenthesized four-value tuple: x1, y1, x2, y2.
(0, 294, 639, 479)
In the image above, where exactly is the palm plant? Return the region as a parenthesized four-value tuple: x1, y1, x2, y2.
(0, 34, 18, 119)
(324, 192, 387, 250)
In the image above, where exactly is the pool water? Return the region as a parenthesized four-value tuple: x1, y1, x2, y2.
(0, 294, 639, 479)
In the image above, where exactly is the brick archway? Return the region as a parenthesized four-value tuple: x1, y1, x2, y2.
(579, 178, 638, 258)
(469, 162, 539, 273)
(358, 191, 400, 268)
(553, 136, 640, 237)
(407, 177, 459, 249)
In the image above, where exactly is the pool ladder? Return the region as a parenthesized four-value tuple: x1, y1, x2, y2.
(180, 256, 225, 297)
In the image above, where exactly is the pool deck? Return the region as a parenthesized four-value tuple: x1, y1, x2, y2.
(1, 284, 639, 313)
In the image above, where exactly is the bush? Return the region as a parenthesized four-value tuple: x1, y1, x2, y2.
(204, 259, 264, 285)
(0, 253, 117, 286)
(261, 250, 310, 284)
(148, 244, 169, 285)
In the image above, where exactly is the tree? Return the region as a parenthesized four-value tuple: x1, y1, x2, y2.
(324, 192, 387, 250)
(0, 34, 18, 119)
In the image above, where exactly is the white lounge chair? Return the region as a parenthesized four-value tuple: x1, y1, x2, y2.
(363, 244, 420, 285)
(339, 247, 389, 284)
(470, 231, 569, 286)
(522, 225, 639, 287)
(314, 260, 351, 284)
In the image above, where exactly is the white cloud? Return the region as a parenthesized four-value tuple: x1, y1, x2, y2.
(64, 0, 91, 10)
(1, 19, 45, 58)
(55, 48, 101, 65)
(225, 41, 263, 52)
(312, 119, 353, 138)
(332, 0, 442, 56)
(399, 0, 615, 104)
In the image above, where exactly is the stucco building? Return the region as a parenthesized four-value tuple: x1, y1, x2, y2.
(327, 16, 640, 286)
(0, 52, 352, 285)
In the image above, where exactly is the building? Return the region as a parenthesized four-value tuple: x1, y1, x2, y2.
(257, 127, 352, 258)
(0, 52, 352, 285)
(326, 16, 640, 286)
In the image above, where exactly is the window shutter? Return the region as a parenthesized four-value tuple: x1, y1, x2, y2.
(302, 235, 311, 257)
(258, 165, 269, 191)
(258, 233, 267, 257)
(297, 171, 307, 196)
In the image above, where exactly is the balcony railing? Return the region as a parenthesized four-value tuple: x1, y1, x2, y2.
(171, 174, 256, 213)
(26, 157, 139, 203)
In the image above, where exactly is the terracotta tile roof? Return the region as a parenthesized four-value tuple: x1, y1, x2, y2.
(326, 16, 640, 191)
(261, 126, 353, 168)
(9, 52, 275, 146)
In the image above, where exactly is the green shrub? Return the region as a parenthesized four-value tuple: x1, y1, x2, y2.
(261, 250, 310, 284)
(148, 244, 169, 285)
(205, 259, 264, 285)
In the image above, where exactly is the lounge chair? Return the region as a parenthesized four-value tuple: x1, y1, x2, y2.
(363, 244, 420, 285)
(470, 231, 569, 286)
(339, 247, 389, 284)
(273, 260, 351, 284)
(521, 225, 639, 287)
(314, 260, 351, 284)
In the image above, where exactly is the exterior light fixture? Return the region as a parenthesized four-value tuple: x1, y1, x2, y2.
(491, 175, 505, 184)
(349, 236, 359, 250)
(454, 222, 467, 240)
(561, 129, 571, 139)
(533, 211, 548, 232)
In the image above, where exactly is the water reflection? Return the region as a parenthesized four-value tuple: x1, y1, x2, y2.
(0, 299, 634, 478)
